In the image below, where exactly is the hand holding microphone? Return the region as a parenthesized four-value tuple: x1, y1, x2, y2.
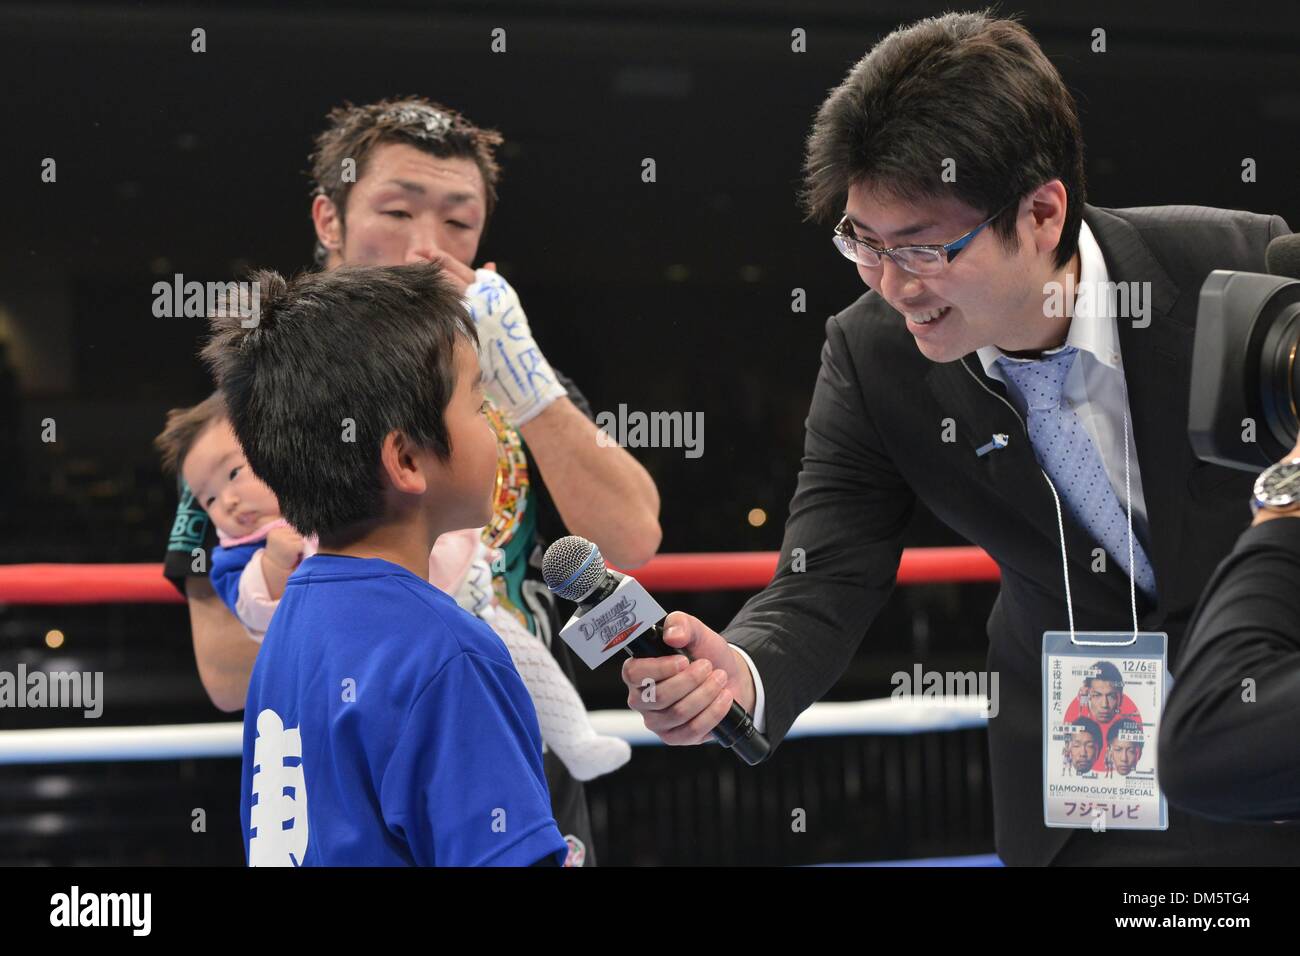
(543, 535, 769, 765)
(625, 610, 758, 745)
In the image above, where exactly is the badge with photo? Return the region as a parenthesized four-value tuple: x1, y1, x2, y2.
(1042, 631, 1169, 830)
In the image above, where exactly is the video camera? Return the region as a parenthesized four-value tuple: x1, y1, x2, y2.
(1189, 234, 1300, 471)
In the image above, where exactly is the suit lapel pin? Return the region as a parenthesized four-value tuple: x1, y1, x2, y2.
(976, 433, 1009, 457)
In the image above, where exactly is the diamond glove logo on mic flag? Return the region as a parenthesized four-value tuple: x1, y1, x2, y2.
(559, 575, 667, 670)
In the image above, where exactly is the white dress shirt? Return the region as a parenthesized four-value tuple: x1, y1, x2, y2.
(732, 219, 1149, 736)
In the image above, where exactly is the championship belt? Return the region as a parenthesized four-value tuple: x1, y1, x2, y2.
(481, 400, 530, 550)
(481, 401, 534, 630)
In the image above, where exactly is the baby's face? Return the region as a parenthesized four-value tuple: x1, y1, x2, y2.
(182, 419, 282, 539)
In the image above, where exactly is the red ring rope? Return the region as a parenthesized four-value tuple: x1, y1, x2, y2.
(0, 547, 998, 604)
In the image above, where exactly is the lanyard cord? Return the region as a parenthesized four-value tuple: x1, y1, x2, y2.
(962, 358, 1141, 645)
(1065, 405, 1139, 647)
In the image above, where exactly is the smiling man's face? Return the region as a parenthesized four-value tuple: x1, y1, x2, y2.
(841, 180, 1077, 364)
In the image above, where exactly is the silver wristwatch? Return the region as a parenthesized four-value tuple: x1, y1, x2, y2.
(1251, 456, 1300, 516)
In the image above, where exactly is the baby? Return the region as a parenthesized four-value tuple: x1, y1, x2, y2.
(156, 392, 630, 783)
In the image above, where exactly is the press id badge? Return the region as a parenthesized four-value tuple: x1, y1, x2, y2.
(1042, 631, 1170, 831)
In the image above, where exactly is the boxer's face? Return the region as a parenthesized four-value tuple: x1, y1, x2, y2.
(316, 142, 486, 271)
(843, 180, 1073, 364)
(182, 419, 282, 539)
(1069, 732, 1098, 772)
(1110, 739, 1141, 775)
(1087, 680, 1122, 722)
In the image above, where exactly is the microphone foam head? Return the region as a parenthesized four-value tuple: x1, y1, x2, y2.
(1266, 233, 1300, 279)
(542, 535, 606, 602)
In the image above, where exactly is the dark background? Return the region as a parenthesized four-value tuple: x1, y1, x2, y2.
(0, 0, 1297, 864)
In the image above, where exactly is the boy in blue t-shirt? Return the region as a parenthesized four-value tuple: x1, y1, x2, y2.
(201, 263, 568, 867)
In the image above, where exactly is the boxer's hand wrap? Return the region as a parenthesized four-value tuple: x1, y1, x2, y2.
(463, 269, 567, 427)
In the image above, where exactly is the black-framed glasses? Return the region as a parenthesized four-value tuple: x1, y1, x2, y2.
(832, 199, 1017, 276)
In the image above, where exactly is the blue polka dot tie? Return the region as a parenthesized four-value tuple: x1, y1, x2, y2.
(994, 347, 1156, 599)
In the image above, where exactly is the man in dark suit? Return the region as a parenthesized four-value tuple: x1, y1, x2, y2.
(620, 11, 1299, 864)
(1159, 432, 1300, 823)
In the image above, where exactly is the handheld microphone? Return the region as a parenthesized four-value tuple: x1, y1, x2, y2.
(542, 535, 770, 766)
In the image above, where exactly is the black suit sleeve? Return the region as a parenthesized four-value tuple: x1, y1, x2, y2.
(1158, 516, 1300, 822)
(723, 312, 916, 749)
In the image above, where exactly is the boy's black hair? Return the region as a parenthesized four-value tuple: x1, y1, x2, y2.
(801, 8, 1086, 270)
(200, 262, 477, 541)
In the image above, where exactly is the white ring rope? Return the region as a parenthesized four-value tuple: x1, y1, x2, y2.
(0, 697, 990, 765)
